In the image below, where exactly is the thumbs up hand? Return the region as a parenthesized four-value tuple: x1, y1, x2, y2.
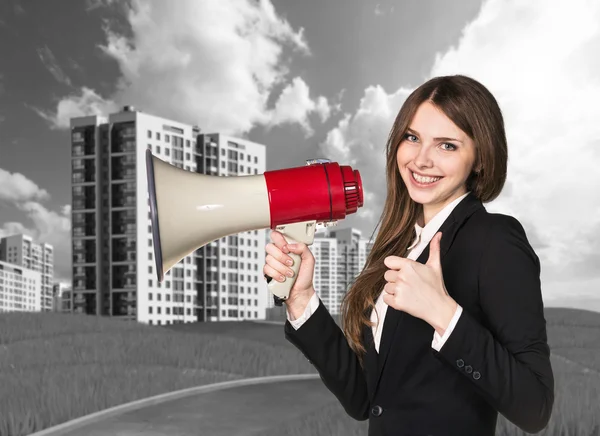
(382, 232, 458, 336)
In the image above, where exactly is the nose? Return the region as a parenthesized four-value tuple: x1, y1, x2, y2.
(414, 143, 433, 169)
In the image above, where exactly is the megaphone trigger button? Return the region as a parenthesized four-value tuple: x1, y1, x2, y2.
(264, 274, 273, 284)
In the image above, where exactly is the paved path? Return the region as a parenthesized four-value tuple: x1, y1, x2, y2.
(34, 376, 337, 436)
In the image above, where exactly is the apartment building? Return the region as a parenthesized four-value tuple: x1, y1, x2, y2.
(69, 106, 268, 325)
(0, 234, 53, 310)
(0, 260, 42, 312)
(312, 227, 372, 315)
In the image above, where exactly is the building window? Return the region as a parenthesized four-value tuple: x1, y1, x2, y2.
(147, 130, 152, 138)
(165, 135, 170, 143)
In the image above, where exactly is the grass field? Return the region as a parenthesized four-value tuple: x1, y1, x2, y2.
(1, 307, 599, 436)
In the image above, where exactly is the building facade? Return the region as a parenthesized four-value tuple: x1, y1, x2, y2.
(312, 227, 372, 315)
(0, 234, 53, 310)
(69, 106, 268, 325)
(0, 260, 42, 312)
(52, 282, 72, 312)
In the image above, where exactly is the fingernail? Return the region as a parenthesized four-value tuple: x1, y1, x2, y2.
(287, 244, 297, 249)
(286, 270, 294, 277)
(282, 245, 290, 253)
(286, 259, 293, 266)
(279, 275, 285, 282)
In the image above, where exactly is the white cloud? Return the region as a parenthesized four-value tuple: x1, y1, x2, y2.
(268, 77, 331, 136)
(37, 0, 330, 135)
(321, 0, 600, 291)
(315, 96, 332, 123)
(37, 45, 72, 86)
(0, 168, 71, 283)
(0, 168, 50, 203)
(33, 87, 119, 129)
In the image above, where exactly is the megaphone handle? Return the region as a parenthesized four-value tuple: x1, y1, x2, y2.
(268, 234, 303, 306)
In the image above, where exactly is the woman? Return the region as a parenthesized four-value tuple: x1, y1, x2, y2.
(263, 75, 554, 436)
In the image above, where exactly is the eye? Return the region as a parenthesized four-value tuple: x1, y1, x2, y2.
(404, 133, 418, 142)
(440, 143, 457, 151)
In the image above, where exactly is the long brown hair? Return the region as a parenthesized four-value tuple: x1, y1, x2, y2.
(340, 75, 508, 366)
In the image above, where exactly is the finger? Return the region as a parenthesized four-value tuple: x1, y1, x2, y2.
(265, 243, 294, 268)
(269, 231, 290, 253)
(382, 292, 394, 308)
(384, 269, 399, 283)
(426, 232, 442, 269)
(383, 282, 396, 295)
(285, 242, 313, 262)
(265, 254, 295, 279)
(263, 263, 287, 283)
(384, 255, 410, 270)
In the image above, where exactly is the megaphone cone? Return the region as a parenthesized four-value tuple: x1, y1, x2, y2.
(146, 149, 271, 282)
(146, 148, 363, 304)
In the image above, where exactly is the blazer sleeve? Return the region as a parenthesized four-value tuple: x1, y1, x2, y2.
(284, 298, 370, 421)
(434, 214, 555, 433)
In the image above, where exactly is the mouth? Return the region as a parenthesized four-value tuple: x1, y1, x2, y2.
(409, 170, 444, 187)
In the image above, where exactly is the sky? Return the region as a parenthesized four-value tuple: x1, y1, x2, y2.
(0, 0, 599, 310)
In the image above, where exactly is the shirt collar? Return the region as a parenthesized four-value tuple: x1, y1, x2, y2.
(408, 191, 471, 250)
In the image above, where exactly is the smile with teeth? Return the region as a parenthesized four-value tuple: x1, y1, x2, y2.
(412, 171, 442, 184)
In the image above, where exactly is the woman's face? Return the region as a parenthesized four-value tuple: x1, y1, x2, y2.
(396, 101, 477, 220)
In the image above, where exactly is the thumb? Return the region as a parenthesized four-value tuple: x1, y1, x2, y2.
(427, 232, 442, 269)
(286, 242, 314, 263)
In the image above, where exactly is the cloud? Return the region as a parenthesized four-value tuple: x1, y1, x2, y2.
(37, 45, 72, 86)
(32, 87, 119, 129)
(321, 0, 600, 289)
(268, 77, 331, 136)
(84, 0, 118, 12)
(0, 168, 50, 203)
(0, 169, 71, 283)
(36, 0, 330, 136)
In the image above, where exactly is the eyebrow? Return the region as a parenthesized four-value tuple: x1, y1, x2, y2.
(406, 127, 463, 143)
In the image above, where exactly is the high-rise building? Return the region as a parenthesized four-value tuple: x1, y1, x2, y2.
(69, 106, 268, 325)
(52, 282, 72, 312)
(0, 234, 53, 310)
(312, 227, 372, 315)
(0, 260, 42, 312)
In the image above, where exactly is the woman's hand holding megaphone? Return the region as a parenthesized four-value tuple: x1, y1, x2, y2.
(264, 230, 316, 319)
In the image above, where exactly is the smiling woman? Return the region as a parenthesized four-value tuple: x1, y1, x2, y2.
(265, 75, 554, 436)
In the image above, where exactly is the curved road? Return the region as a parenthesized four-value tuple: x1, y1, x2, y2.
(37, 376, 339, 436)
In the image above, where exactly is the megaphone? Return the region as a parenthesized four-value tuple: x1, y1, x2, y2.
(146, 149, 364, 306)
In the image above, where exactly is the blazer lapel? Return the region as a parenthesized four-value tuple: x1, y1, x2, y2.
(372, 192, 484, 395)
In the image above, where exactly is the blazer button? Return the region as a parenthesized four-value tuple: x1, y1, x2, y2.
(456, 359, 464, 368)
(371, 405, 383, 417)
(473, 371, 481, 380)
(465, 365, 473, 374)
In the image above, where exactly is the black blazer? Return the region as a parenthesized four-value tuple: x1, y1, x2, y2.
(284, 192, 555, 436)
